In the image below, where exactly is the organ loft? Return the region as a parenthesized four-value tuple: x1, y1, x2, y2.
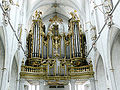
(20, 10, 93, 86)
(1, 0, 120, 90)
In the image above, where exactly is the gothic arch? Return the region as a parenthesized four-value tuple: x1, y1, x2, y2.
(27, 0, 83, 21)
(96, 54, 107, 90)
(0, 26, 6, 89)
(106, 25, 120, 90)
(0, 26, 6, 47)
(9, 56, 18, 90)
(110, 27, 120, 90)
(108, 25, 120, 52)
(0, 30, 5, 89)
(26, 0, 85, 31)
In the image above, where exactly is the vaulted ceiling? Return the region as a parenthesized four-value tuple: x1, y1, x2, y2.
(26, 0, 85, 23)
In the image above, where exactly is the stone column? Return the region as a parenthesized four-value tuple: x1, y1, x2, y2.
(39, 80, 44, 90)
(0, 68, 9, 90)
(19, 79, 25, 90)
(90, 78, 96, 90)
(84, 84, 90, 90)
(109, 68, 117, 90)
(70, 80, 76, 90)
(31, 85, 32, 90)
(65, 84, 70, 90)
(24, 85, 29, 90)
(27, 85, 29, 90)
(76, 84, 78, 90)
(35, 85, 37, 90)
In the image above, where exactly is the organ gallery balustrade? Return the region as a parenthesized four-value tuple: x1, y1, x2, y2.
(21, 64, 93, 74)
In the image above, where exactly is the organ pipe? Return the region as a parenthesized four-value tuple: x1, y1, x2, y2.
(61, 35, 64, 58)
(26, 11, 87, 72)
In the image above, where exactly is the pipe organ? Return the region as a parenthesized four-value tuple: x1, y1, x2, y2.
(21, 11, 93, 85)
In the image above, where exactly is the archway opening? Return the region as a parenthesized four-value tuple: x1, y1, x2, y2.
(9, 57, 18, 90)
(0, 36, 5, 88)
(96, 55, 107, 90)
(111, 31, 120, 90)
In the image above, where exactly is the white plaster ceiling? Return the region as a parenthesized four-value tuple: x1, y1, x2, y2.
(26, 0, 85, 23)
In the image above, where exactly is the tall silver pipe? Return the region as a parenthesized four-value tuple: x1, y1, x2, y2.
(49, 36, 52, 58)
(40, 35, 42, 58)
(71, 36, 73, 58)
(74, 24, 77, 57)
(61, 36, 64, 58)
(37, 22, 39, 56)
(33, 24, 36, 56)
(77, 25, 80, 57)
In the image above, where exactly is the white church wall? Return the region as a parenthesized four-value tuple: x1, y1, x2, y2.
(111, 30, 120, 90)
(0, 8, 2, 25)
(0, 26, 9, 90)
(0, 32, 5, 89)
(105, 26, 120, 90)
(96, 55, 107, 90)
(9, 56, 18, 90)
(84, 0, 92, 52)
(84, 0, 120, 90)
(93, 0, 105, 33)
(112, 1, 120, 28)
(0, 0, 27, 90)
(112, 0, 119, 7)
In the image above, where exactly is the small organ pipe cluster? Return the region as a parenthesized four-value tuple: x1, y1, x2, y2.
(20, 10, 94, 85)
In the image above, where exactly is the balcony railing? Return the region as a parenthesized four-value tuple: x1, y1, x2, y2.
(21, 66, 45, 73)
(70, 65, 93, 73)
(21, 64, 93, 78)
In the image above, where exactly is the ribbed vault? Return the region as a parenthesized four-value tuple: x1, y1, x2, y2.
(26, 0, 85, 28)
